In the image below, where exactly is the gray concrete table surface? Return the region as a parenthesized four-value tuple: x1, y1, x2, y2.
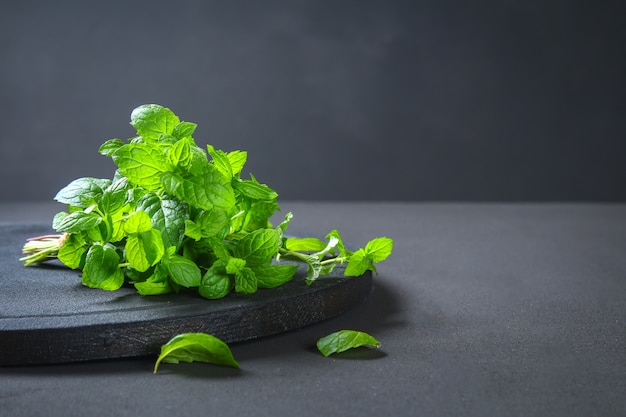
(1, 201, 624, 417)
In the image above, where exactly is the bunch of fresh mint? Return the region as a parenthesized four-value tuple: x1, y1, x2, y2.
(21, 104, 393, 301)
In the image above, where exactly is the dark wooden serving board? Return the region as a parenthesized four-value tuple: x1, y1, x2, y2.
(0, 224, 371, 366)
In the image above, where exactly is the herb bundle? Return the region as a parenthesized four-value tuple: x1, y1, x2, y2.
(20, 104, 393, 301)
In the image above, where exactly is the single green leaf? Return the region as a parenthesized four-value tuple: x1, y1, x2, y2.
(82, 244, 124, 290)
(167, 137, 193, 168)
(326, 229, 349, 258)
(137, 193, 189, 250)
(125, 229, 165, 272)
(233, 178, 278, 201)
(55, 211, 102, 233)
(108, 210, 128, 242)
(134, 264, 173, 295)
(184, 219, 203, 241)
(285, 237, 327, 252)
(206, 237, 232, 262)
(172, 121, 197, 140)
(344, 248, 376, 277)
(57, 233, 87, 269)
(207, 145, 233, 180)
(98, 138, 125, 156)
(166, 254, 201, 288)
(123, 210, 153, 234)
(364, 237, 394, 263)
(52, 211, 68, 230)
(134, 278, 173, 296)
(233, 228, 280, 267)
(235, 267, 257, 294)
(189, 208, 230, 239)
(54, 177, 111, 208)
(100, 177, 130, 214)
(275, 212, 293, 238)
(199, 262, 233, 299)
(131, 104, 180, 142)
(156, 133, 176, 145)
(226, 150, 247, 176)
(253, 263, 298, 288)
(316, 330, 380, 357)
(154, 332, 239, 373)
(112, 143, 169, 191)
(229, 205, 247, 234)
(226, 257, 246, 274)
(242, 200, 279, 232)
(161, 164, 235, 211)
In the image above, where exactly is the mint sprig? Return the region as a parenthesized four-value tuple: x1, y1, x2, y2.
(20, 104, 393, 300)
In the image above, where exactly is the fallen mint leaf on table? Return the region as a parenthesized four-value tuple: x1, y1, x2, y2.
(154, 333, 239, 373)
(316, 330, 381, 357)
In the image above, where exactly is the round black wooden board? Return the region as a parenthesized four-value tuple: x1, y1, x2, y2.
(0, 224, 372, 365)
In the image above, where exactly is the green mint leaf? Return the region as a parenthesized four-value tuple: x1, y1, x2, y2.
(134, 277, 173, 296)
(243, 200, 279, 232)
(167, 137, 193, 168)
(226, 257, 246, 274)
(253, 264, 298, 288)
(57, 234, 87, 269)
(186, 208, 230, 240)
(137, 194, 189, 250)
(166, 254, 201, 288)
(326, 229, 349, 257)
(276, 212, 293, 235)
(207, 145, 233, 180)
(54, 177, 111, 208)
(285, 237, 328, 252)
(134, 264, 173, 295)
(107, 211, 128, 242)
(233, 178, 278, 201)
(52, 211, 68, 230)
(123, 210, 153, 234)
(100, 177, 130, 214)
(54, 211, 102, 233)
(125, 229, 165, 272)
(316, 330, 380, 357)
(112, 143, 169, 191)
(206, 237, 232, 262)
(98, 138, 125, 156)
(154, 332, 239, 373)
(130, 104, 180, 142)
(82, 244, 125, 290)
(364, 237, 394, 263)
(344, 248, 376, 277)
(199, 262, 233, 299)
(161, 164, 235, 211)
(232, 229, 280, 267)
(235, 267, 257, 294)
(226, 150, 247, 176)
(172, 121, 197, 140)
(183, 219, 202, 241)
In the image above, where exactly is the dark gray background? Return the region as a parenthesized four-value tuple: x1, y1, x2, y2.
(1, 0, 624, 202)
